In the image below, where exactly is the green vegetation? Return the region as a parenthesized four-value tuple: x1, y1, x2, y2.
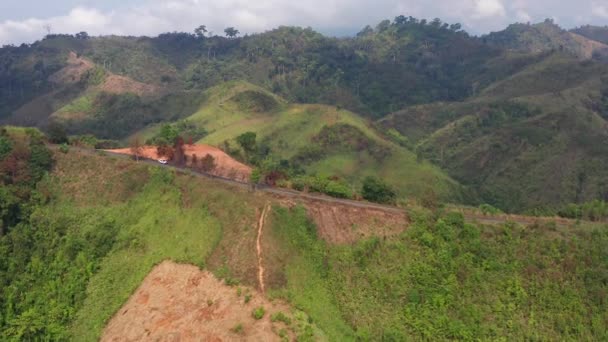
(361, 176, 396, 204)
(271, 312, 292, 325)
(558, 200, 608, 221)
(268, 205, 608, 340)
(0, 130, 606, 340)
(252, 307, 266, 320)
(0, 136, 257, 340)
(231, 323, 244, 334)
(183, 81, 458, 203)
(291, 175, 353, 199)
(147, 120, 207, 145)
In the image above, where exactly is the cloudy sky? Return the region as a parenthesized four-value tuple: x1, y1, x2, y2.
(1, 0, 607, 45)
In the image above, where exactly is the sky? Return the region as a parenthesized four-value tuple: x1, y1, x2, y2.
(0, 0, 607, 45)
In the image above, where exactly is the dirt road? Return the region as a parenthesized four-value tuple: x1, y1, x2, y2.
(62, 146, 583, 229)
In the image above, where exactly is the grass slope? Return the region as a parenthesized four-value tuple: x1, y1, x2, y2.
(163, 81, 460, 201)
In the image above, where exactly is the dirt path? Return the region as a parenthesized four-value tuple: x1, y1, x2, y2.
(257, 203, 270, 293)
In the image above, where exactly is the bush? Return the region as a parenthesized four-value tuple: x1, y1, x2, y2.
(324, 180, 353, 199)
(252, 306, 266, 320)
(271, 312, 292, 325)
(59, 144, 70, 154)
(361, 176, 396, 204)
(47, 122, 68, 144)
(231, 323, 244, 334)
(479, 203, 503, 215)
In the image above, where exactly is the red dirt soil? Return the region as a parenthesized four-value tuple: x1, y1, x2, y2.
(277, 198, 409, 244)
(108, 144, 252, 182)
(48, 51, 95, 85)
(98, 74, 160, 97)
(101, 261, 292, 342)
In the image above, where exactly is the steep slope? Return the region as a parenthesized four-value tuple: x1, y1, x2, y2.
(381, 52, 608, 211)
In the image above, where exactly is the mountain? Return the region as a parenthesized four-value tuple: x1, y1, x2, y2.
(572, 25, 608, 44)
(483, 19, 608, 60)
(381, 52, 608, 211)
(1, 17, 608, 212)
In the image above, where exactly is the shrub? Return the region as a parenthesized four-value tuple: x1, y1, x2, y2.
(231, 323, 244, 334)
(244, 294, 252, 304)
(271, 312, 292, 325)
(361, 176, 396, 204)
(479, 203, 503, 215)
(252, 307, 266, 320)
(59, 144, 70, 154)
(324, 180, 353, 199)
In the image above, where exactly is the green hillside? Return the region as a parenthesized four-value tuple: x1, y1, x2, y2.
(170, 81, 459, 201)
(381, 52, 608, 211)
(0, 129, 606, 340)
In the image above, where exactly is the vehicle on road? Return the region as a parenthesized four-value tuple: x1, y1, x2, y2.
(158, 159, 168, 164)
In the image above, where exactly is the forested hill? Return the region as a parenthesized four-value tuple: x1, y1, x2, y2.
(1, 16, 608, 213)
(2, 16, 606, 122)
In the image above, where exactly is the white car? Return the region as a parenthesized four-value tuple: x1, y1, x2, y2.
(158, 159, 168, 164)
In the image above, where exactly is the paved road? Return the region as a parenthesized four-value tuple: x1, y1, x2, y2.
(61, 146, 584, 227)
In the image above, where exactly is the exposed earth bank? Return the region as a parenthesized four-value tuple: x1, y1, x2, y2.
(101, 261, 293, 342)
(107, 144, 252, 182)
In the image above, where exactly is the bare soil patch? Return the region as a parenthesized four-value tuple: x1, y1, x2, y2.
(570, 32, 608, 59)
(107, 144, 252, 182)
(98, 74, 160, 97)
(101, 261, 292, 342)
(49, 51, 95, 85)
(278, 198, 409, 244)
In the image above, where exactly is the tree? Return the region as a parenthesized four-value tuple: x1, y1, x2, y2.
(173, 136, 186, 166)
(236, 132, 256, 154)
(75, 31, 89, 40)
(250, 168, 261, 188)
(46, 122, 68, 144)
(129, 136, 144, 162)
(200, 154, 216, 172)
(194, 25, 208, 39)
(361, 176, 396, 204)
(224, 27, 240, 38)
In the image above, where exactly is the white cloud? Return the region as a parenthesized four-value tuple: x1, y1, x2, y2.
(472, 0, 506, 19)
(0, 0, 606, 45)
(592, 2, 608, 18)
(516, 10, 532, 22)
